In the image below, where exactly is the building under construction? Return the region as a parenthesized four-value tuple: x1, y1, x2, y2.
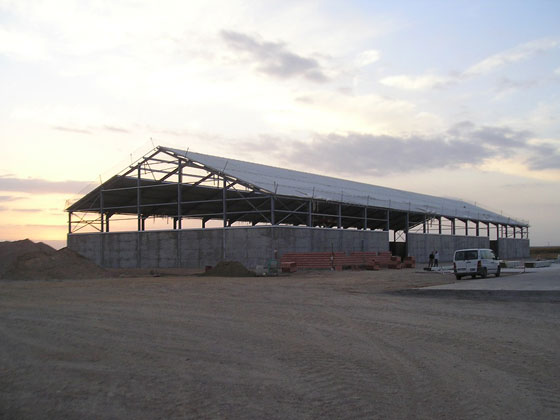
(66, 146, 530, 269)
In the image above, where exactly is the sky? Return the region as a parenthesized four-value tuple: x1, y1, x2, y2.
(0, 0, 559, 248)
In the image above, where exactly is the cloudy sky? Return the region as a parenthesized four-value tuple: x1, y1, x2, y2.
(1, 0, 559, 248)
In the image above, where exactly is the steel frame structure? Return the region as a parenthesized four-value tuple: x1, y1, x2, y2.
(66, 147, 529, 241)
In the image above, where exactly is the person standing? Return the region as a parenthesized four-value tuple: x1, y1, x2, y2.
(434, 250, 439, 267)
(428, 251, 434, 268)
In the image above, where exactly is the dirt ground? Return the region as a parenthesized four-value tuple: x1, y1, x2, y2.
(1, 269, 559, 419)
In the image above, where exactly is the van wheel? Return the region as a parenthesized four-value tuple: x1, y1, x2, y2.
(455, 274, 462, 280)
(481, 268, 488, 279)
(495, 267, 501, 277)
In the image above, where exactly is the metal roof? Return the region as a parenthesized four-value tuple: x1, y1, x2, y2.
(162, 146, 526, 226)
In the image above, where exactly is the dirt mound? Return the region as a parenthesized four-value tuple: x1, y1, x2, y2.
(0, 239, 56, 278)
(203, 261, 256, 277)
(0, 240, 110, 280)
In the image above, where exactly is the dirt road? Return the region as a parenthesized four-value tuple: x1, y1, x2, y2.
(1, 270, 559, 419)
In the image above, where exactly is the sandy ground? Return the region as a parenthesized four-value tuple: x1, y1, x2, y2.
(1, 269, 559, 419)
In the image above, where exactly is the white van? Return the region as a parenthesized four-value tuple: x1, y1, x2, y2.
(453, 248, 501, 280)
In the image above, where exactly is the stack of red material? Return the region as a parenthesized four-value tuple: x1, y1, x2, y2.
(333, 255, 378, 271)
(281, 261, 298, 273)
(280, 251, 414, 271)
(280, 252, 345, 270)
(403, 256, 416, 268)
(352, 251, 391, 268)
(387, 255, 403, 269)
(349, 252, 382, 270)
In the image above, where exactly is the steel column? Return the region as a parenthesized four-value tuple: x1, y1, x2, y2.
(177, 160, 182, 229)
(386, 210, 390, 232)
(99, 188, 104, 233)
(271, 197, 275, 225)
(404, 212, 410, 257)
(222, 176, 227, 228)
(338, 204, 342, 229)
(137, 165, 142, 231)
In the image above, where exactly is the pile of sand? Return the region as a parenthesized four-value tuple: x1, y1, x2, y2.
(202, 261, 256, 277)
(0, 239, 109, 280)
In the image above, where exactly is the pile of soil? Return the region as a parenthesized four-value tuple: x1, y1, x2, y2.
(202, 261, 256, 277)
(0, 239, 109, 280)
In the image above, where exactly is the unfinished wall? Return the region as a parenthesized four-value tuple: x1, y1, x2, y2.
(492, 238, 530, 260)
(68, 226, 389, 270)
(407, 233, 490, 264)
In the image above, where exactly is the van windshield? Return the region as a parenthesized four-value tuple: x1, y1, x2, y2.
(480, 250, 496, 259)
(455, 250, 478, 261)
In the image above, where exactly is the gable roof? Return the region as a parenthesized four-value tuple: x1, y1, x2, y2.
(162, 146, 526, 227)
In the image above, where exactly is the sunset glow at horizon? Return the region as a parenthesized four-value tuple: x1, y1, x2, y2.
(1, 0, 559, 248)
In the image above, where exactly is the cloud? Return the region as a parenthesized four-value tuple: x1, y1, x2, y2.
(52, 126, 92, 135)
(0, 195, 24, 202)
(0, 176, 88, 194)
(220, 30, 328, 82)
(495, 77, 540, 95)
(355, 49, 380, 67)
(103, 125, 130, 133)
(240, 122, 558, 176)
(381, 38, 560, 91)
(0, 25, 49, 61)
(525, 145, 560, 170)
(0, 207, 42, 213)
(379, 74, 450, 90)
(465, 38, 559, 76)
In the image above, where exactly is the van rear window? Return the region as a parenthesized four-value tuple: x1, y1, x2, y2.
(455, 250, 478, 261)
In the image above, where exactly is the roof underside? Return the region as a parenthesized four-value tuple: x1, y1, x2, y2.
(66, 145, 527, 229)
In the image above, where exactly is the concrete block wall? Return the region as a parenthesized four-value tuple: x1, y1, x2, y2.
(408, 233, 490, 264)
(68, 229, 531, 269)
(67, 233, 103, 266)
(68, 226, 389, 270)
(493, 238, 530, 260)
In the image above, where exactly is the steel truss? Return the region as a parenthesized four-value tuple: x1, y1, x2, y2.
(66, 147, 529, 241)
